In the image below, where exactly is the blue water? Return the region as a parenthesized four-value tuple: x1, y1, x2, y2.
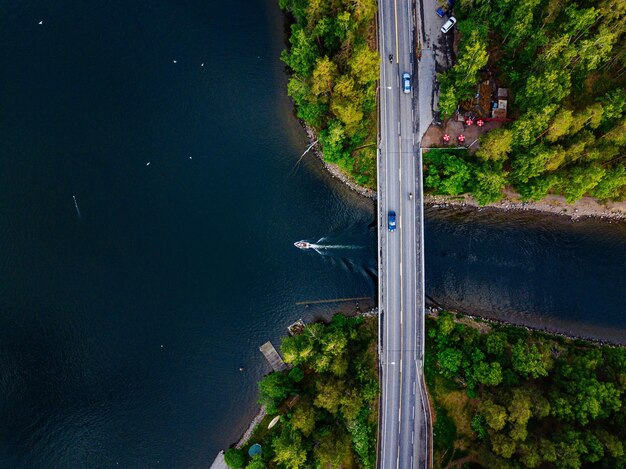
(0, 0, 624, 468)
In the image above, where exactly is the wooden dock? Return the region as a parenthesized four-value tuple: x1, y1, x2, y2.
(295, 296, 371, 306)
(260, 341, 287, 372)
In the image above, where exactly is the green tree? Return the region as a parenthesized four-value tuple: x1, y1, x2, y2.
(600, 88, 626, 127)
(314, 377, 345, 414)
(258, 372, 293, 414)
(539, 438, 557, 463)
(485, 332, 508, 356)
(291, 401, 317, 436)
(512, 340, 550, 378)
(311, 56, 337, 98)
(224, 448, 246, 469)
(272, 426, 307, 469)
(476, 129, 514, 162)
(348, 44, 379, 85)
(491, 433, 517, 458)
(516, 173, 560, 201)
(474, 361, 504, 386)
(425, 151, 473, 196)
(471, 414, 488, 440)
(289, 366, 305, 383)
(591, 166, 626, 200)
(244, 455, 267, 469)
(281, 25, 319, 76)
(503, 0, 542, 50)
(546, 108, 573, 142)
(519, 441, 542, 468)
(480, 399, 508, 431)
(438, 78, 459, 119)
(281, 334, 315, 365)
(472, 162, 508, 205)
(452, 28, 490, 99)
(314, 428, 352, 467)
(437, 347, 463, 377)
(560, 164, 605, 203)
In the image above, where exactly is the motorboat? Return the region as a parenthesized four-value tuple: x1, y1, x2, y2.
(294, 241, 312, 249)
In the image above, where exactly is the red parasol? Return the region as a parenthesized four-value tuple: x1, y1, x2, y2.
(465, 118, 473, 126)
(458, 134, 466, 143)
(443, 134, 450, 142)
(477, 119, 484, 127)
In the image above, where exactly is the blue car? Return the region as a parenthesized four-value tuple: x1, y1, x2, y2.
(402, 73, 411, 94)
(436, 0, 455, 17)
(388, 211, 397, 232)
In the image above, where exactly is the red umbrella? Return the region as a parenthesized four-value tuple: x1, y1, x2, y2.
(458, 134, 466, 143)
(477, 119, 484, 127)
(465, 118, 473, 126)
(443, 134, 450, 142)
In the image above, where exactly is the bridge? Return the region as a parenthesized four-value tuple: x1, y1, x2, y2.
(377, 0, 441, 466)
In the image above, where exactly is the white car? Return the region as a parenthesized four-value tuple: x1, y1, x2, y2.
(441, 16, 456, 34)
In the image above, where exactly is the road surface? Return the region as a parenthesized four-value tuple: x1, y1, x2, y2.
(377, 0, 435, 467)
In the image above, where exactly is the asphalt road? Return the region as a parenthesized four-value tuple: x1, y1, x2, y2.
(377, 0, 432, 467)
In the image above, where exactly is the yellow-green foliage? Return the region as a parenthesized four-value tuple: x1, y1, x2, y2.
(432, 0, 626, 203)
(280, 0, 379, 188)
(426, 313, 626, 469)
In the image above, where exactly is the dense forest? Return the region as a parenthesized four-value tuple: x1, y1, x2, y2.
(279, 0, 379, 189)
(426, 312, 626, 468)
(430, 0, 626, 204)
(224, 315, 379, 469)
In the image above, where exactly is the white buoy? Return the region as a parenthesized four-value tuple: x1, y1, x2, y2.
(201, 63, 204, 67)
(173, 60, 177, 63)
(146, 162, 151, 166)
(189, 156, 192, 160)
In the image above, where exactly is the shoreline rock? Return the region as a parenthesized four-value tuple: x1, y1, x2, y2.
(302, 124, 377, 200)
(426, 307, 624, 347)
(423, 191, 626, 222)
(234, 405, 267, 449)
(300, 123, 625, 222)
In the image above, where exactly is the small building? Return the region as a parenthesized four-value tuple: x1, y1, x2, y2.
(492, 88, 509, 119)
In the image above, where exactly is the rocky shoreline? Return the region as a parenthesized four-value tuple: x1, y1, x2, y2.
(303, 125, 377, 200)
(427, 307, 625, 347)
(424, 189, 626, 222)
(302, 125, 625, 222)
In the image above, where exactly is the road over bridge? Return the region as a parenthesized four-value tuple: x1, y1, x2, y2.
(377, 0, 443, 466)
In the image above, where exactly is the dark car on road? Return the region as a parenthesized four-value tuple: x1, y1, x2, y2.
(388, 211, 397, 232)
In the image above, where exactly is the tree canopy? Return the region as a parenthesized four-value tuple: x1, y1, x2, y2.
(426, 312, 626, 468)
(430, 0, 626, 204)
(280, 0, 379, 188)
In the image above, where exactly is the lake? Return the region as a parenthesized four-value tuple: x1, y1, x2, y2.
(0, 0, 624, 467)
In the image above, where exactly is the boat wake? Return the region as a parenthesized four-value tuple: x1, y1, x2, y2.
(294, 240, 362, 252)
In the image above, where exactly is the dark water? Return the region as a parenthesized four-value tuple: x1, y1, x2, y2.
(424, 208, 626, 344)
(0, 0, 624, 467)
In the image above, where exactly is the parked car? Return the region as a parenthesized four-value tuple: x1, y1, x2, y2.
(388, 211, 396, 232)
(436, 0, 455, 17)
(441, 16, 457, 34)
(402, 73, 411, 93)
